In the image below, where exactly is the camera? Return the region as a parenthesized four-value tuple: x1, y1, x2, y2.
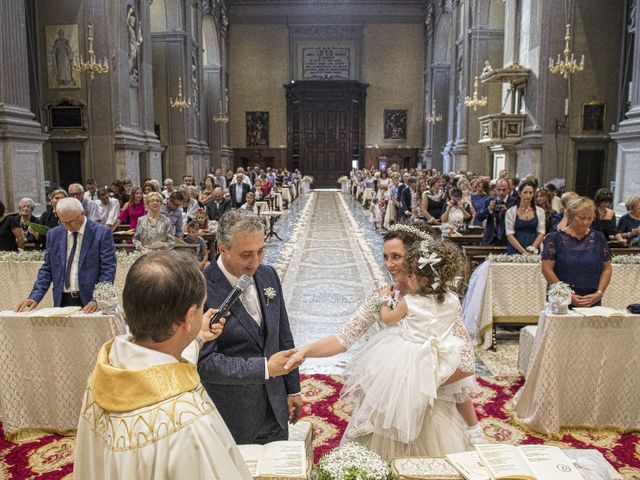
(451, 200, 459, 206)
(495, 199, 505, 209)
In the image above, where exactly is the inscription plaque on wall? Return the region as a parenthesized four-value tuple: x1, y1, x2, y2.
(302, 46, 351, 80)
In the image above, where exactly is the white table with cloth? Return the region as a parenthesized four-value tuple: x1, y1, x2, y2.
(462, 261, 640, 349)
(0, 260, 130, 311)
(513, 311, 640, 434)
(0, 311, 127, 440)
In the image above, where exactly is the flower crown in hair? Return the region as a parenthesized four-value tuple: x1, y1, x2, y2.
(417, 240, 441, 289)
(388, 224, 434, 243)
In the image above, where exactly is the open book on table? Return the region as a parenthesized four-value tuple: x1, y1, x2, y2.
(572, 307, 626, 317)
(447, 445, 584, 480)
(237, 440, 307, 479)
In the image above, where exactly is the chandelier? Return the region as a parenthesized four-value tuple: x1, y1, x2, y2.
(464, 76, 488, 111)
(213, 100, 229, 124)
(74, 25, 109, 79)
(548, 24, 584, 79)
(169, 77, 191, 111)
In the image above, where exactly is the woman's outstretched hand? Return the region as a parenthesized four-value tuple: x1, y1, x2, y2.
(284, 348, 306, 371)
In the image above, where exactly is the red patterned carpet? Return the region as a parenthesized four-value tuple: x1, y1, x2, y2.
(1, 374, 639, 479)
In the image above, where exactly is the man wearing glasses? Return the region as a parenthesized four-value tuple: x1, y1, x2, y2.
(15, 197, 116, 313)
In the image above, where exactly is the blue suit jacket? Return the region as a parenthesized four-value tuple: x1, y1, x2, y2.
(198, 260, 300, 444)
(476, 195, 518, 245)
(29, 220, 117, 306)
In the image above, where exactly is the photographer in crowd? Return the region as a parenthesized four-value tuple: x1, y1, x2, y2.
(477, 178, 517, 246)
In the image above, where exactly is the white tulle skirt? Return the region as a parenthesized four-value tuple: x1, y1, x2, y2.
(341, 329, 470, 460)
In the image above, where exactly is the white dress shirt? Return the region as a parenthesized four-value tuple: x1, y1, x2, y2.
(216, 257, 269, 379)
(64, 218, 87, 293)
(95, 197, 120, 226)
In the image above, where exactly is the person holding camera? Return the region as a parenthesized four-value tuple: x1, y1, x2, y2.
(440, 187, 474, 232)
(477, 178, 517, 246)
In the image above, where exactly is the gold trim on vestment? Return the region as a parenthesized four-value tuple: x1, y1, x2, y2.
(90, 338, 200, 413)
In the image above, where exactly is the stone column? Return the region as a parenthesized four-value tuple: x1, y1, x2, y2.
(0, 0, 47, 212)
(432, 64, 450, 172)
(219, 7, 233, 173)
(612, 0, 640, 206)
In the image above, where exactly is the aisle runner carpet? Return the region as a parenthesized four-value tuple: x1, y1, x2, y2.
(1, 374, 640, 478)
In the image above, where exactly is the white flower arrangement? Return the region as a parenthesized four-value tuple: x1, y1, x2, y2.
(612, 254, 640, 264)
(302, 175, 314, 184)
(263, 287, 277, 305)
(337, 176, 349, 183)
(363, 292, 396, 314)
(548, 281, 573, 300)
(489, 253, 541, 263)
(338, 194, 387, 286)
(0, 250, 45, 262)
(314, 442, 393, 480)
(92, 282, 120, 302)
(115, 250, 145, 265)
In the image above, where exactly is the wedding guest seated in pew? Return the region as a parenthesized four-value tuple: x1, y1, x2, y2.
(592, 188, 626, 244)
(15, 197, 40, 244)
(133, 192, 175, 251)
(618, 195, 640, 246)
(199, 174, 217, 205)
(15, 197, 116, 312)
(542, 196, 612, 308)
(39, 189, 67, 230)
(114, 185, 146, 231)
(240, 191, 259, 213)
(441, 187, 474, 232)
(551, 191, 578, 232)
(184, 221, 209, 271)
(205, 187, 231, 222)
(94, 188, 121, 231)
(0, 200, 25, 251)
(73, 251, 252, 480)
(505, 180, 545, 255)
(196, 208, 217, 234)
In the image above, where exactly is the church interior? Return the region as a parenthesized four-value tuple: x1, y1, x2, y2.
(1, 0, 640, 478)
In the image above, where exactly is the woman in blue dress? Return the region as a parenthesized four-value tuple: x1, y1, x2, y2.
(542, 196, 612, 308)
(470, 177, 490, 226)
(504, 180, 545, 255)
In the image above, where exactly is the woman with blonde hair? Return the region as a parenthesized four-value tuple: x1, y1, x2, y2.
(542, 196, 612, 308)
(133, 192, 175, 250)
(618, 195, 640, 246)
(552, 191, 579, 232)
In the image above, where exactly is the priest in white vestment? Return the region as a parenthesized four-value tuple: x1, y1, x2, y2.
(73, 251, 252, 480)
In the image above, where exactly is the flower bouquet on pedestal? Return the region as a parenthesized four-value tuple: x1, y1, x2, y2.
(547, 281, 573, 314)
(337, 176, 349, 193)
(313, 442, 393, 480)
(302, 175, 314, 194)
(92, 282, 121, 315)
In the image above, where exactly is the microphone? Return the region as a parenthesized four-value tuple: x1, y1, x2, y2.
(209, 274, 252, 328)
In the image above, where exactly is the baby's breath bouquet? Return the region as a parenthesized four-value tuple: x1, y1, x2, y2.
(92, 282, 121, 314)
(612, 254, 640, 264)
(547, 281, 573, 314)
(337, 176, 349, 183)
(314, 443, 393, 480)
(489, 253, 541, 263)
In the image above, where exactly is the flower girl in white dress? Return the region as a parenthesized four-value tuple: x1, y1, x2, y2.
(341, 239, 471, 459)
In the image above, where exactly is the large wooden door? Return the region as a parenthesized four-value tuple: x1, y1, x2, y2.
(575, 149, 605, 198)
(286, 81, 367, 188)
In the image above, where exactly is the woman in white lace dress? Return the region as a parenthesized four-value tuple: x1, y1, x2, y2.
(285, 224, 485, 458)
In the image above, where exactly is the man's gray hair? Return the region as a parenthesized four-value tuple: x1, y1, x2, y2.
(18, 197, 36, 209)
(56, 197, 84, 215)
(217, 209, 265, 249)
(68, 183, 84, 193)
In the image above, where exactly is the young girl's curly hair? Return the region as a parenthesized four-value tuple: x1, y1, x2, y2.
(403, 239, 464, 302)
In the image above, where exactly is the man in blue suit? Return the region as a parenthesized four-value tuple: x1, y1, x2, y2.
(198, 209, 303, 444)
(476, 178, 517, 246)
(16, 197, 116, 313)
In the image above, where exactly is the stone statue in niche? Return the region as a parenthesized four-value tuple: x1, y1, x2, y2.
(53, 29, 75, 86)
(127, 5, 143, 81)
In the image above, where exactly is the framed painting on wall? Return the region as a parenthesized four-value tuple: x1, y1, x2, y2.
(384, 109, 407, 140)
(246, 112, 269, 146)
(582, 102, 605, 133)
(46, 24, 81, 89)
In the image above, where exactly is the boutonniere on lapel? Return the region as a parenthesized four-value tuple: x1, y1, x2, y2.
(263, 287, 277, 305)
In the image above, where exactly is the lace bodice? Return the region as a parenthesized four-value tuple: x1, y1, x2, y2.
(334, 289, 475, 373)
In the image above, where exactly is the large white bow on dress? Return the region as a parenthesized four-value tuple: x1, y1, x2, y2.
(418, 334, 465, 405)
